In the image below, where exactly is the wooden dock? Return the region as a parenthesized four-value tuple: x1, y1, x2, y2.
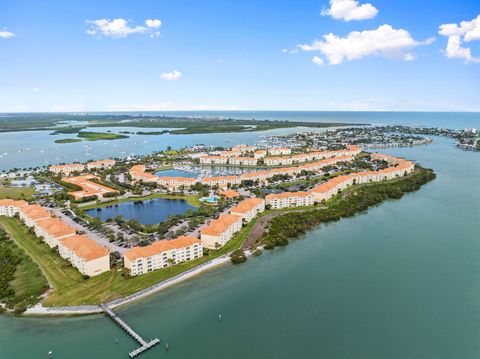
(101, 304, 160, 358)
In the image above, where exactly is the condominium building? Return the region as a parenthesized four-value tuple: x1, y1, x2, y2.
(309, 155, 414, 202)
(129, 164, 197, 190)
(199, 156, 229, 165)
(290, 153, 314, 163)
(265, 191, 314, 209)
(309, 174, 355, 202)
(219, 150, 242, 158)
(86, 159, 116, 171)
(264, 156, 293, 166)
(254, 150, 267, 159)
(200, 214, 243, 249)
(1, 200, 110, 276)
(231, 145, 257, 153)
(62, 174, 118, 200)
(230, 198, 265, 223)
(268, 147, 291, 156)
(156, 176, 196, 191)
(49, 163, 86, 175)
(59, 235, 110, 277)
(123, 236, 203, 276)
(0, 199, 28, 216)
(18, 204, 52, 227)
(34, 217, 77, 248)
(129, 164, 158, 183)
(202, 176, 241, 189)
(228, 157, 258, 166)
(239, 170, 271, 183)
(219, 189, 240, 199)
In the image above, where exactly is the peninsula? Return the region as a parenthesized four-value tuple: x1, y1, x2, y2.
(0, 133, 435, 314)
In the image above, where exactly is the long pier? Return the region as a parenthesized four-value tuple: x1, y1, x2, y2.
(101, 304, 160, 358)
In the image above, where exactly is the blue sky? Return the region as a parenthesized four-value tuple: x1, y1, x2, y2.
(0, 0, 479, 112)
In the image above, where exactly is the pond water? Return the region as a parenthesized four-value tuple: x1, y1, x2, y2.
(85, 198, 197, 225)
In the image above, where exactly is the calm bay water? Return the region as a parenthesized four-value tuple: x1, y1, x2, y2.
(1, 111, 479, 172)
(85, 198, 196, 225)
(0, 113, 479, 359)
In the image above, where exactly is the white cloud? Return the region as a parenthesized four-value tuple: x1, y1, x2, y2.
(321, 0, 378, 21)
(439, 15, 480, 63)
(160, 70, 182, 80)
(86, 18, 161, 38)
(145, 19, 162, 28)
(0, 28, 15, 38)
(298, 24, 433, 65)
(32, 87, 40, 92)
(312, 56, 324, 65)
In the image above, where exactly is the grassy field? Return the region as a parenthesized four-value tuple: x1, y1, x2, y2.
(0, 214, 251, 306)
(77, 131, 129, 141)
(54, 138, 83, 144)
(0, 184, 35, 200)
(0, 225, 48, 311)
(79, 193, 201, 210)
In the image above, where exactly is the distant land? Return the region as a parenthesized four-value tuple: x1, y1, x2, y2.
(0, 113, 364, 135)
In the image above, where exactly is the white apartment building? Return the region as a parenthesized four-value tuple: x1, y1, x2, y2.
(86, 159, 116, 170)
(228, 157, 258, 166)
(230, 198, 265, 223)
(18, 204, 52, 228)
(33, 217, 77, 248)
(200, 214, 243, 249)
(200, 156, 229, 165)
(48, 163, 86, 175)
(0, 199, 28, 216)
(265, 191, 314, 209)
(124, 236, 203, 276)
(268, 147, 291, 156)
(264, 157, 293, 166)
(58, 235, 110, 277)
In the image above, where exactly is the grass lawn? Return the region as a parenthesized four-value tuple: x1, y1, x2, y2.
(0, 185, 35, 200)
(9, 253, 49, 308)
(0, 223, 48, 310)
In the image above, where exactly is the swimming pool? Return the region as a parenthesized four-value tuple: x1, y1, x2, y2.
(199, 195, 219, 203)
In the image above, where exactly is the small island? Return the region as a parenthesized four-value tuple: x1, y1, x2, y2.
(54, 138, 83, 144)
(77, 131, 129, 141)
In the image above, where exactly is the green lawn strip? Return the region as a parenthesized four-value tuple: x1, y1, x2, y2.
(0, 185, 36, 200)
(0, 217, 84, 291)
(0, 226, 48, 310)
(9, 255, 48, 308)
(79, 193, 201, 211)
